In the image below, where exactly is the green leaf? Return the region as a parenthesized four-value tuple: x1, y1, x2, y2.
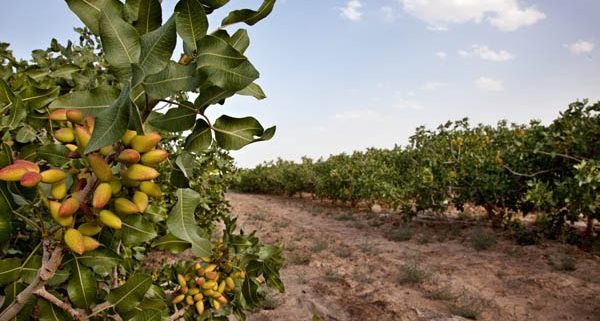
(198, 60, 259, 92)
(0, 78, 16, 108)
(1, 99, 27, 130)
(20, 85, 60, 110)
(38, 294, 70, 321)
(108, 273, 152, 314)
(196, 35, 247, 70)
(230, 29, 251, 53)
(0, 194, 12, 246)
(213, 29, 251, 54)
(15, 125, 37, 143)
(48, 86, 119, 116)
(175, 0, 208, 52)
(85, 85, 131, 153)
(125, 309, 165, 321)
(135, 0, 162, 35)
(140, 15, 176, 74)
(21, 255, 41, 284)
(166, 188, 212, 257)
(65, 0, 120, 35)
(185, 119, 212, 152)
(194, 86, 230, 112)
(77, 248, 121, 276)
(221, 0, 276, 27)
(143, 62, 202, 100)
(47, 266, 71, 286)
(67, 259, 98, 309)
(213, 115, 275, 150)
(151, 234, 191, 254)
(36, 144, 70, 167)
(121, 215, 158, 245)
(100, 4, 141, 79)
(199, 0, 229, 10)
(148, 104, 196, 132)
(237, 82, 266, 100)
(0, 258, 21, 286)
(175, 152, 195, 178)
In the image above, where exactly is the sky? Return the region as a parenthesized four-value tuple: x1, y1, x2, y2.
(1, 0, 599, 167)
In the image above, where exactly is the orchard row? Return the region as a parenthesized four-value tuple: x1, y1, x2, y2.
(235, 101, 600, 245)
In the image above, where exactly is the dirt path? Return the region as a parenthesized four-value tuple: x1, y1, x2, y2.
(227, 193, 600, 321)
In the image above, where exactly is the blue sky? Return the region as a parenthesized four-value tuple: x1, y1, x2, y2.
(1, 1, 599, 167)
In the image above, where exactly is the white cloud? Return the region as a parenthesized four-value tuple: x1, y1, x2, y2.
(333, 109, 380, 121)
(380, 6, 397, 22)
(420, 82, 447, 91)
(565, 40, 595, 55)
(436, 51, 447, 59)
(400, 0, 545, 31)
(459, 45, 515, 62)
(395, 98, 424, 110)
(476, 76, 504, 91)
(340, 0, 363, 21)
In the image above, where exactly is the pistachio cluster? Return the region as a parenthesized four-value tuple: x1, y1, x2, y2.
(171, 257, 245, 315)
(0, 109, 168, 255)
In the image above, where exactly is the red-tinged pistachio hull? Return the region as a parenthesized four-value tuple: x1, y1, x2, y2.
(48, 109, 67, 121)
(59, 197, 79, 217)
(92, 182, 112, 208)
(66, 109, 84, 124)
(20, 171, 41, 188)
(0, 164, 29, 181)
(117, 149, 141, 164)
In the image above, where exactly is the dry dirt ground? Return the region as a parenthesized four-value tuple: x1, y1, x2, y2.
(227, 193, 600, 321)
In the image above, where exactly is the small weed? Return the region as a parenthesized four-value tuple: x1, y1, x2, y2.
(505, 246, 523, 258)
(417, 234, 431, 245)
(358, 241, 376, 254)
(334, 213, 355, 221)
(333, 246, 352, 258)
(548, 254, 577, 271)
(261, 289, 283, 310)
(273, 220, 290, 229)
(288, 254, 311, 265)
(368, 219, 385, 227)
(351, 221, 365, 229)
(248, 211, 267, 221)
(324, 269, 344, 282)
(471, 228, 496, 251)
(449, 293, 487, 320)
(310, 239, 328, 253)
(425, 285, 456, 301)
(397, 261, 430, 284)
(386, 226, 413, 242)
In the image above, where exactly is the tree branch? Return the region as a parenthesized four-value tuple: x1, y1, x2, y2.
(169, 305, 190, 321)
(502, 165, 553, 178)
(0, 240, 64, 321)
(34, 287, 86, 321)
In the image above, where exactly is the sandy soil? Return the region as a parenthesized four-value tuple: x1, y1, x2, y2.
(227, 193, 600, 321)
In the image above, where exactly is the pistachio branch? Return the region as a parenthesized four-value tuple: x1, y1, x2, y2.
(34, 287, 87, 321)
(169, 305, 190, 321)
(0, 240, 64, 321)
